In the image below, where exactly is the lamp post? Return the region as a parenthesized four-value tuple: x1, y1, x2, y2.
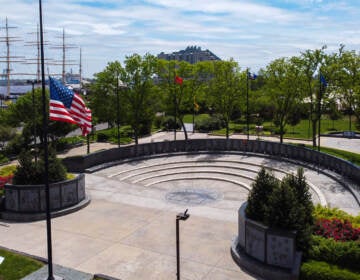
(27, 79, 40, 162)
(349, 89, 353, 132)
(246, 69, 250, 141)
(115, 75, 120, 148)
(176, 209, 190, 280)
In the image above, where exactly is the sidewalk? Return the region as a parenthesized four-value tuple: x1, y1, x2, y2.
(58, 131, 360, 158)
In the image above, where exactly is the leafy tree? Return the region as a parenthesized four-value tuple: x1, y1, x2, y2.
(90, 61, 124, 127)
(0, 125, 16, 148)
(299, 46, 327, 147)
(121, 53, 158, 144)
(327, 99, 342, 130)
(332, 47, 360, 130)
(263, 57, 304, 143)
(207, 60, 244, 138)
(0, 89, 74, 148)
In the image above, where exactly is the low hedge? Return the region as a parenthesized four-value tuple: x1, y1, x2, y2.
(300, 260, 360, 280)
(313, 205, 360, 228)
(308, 235, 360, 272)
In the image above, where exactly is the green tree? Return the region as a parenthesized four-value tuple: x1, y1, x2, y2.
(207, 60, 244, 139)
(0, 88, 74, 150)
(332, 47, 360, 131)
(121, 53, 158, 144)
(299, 46, 327, 147)
(263, 57, 304, 143)
(90, 61, 124, 127)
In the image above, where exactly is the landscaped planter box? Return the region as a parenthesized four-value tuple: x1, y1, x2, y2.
(1, 173, 90, 221)
(232, 202, 302, 280)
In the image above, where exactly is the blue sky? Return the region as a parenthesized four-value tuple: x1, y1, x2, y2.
(0, 0, 359, 78)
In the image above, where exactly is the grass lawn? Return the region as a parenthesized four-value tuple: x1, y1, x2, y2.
(183, 113, 210, 123)
(0, 248, 44, 280)
(306, 145, 360, 166)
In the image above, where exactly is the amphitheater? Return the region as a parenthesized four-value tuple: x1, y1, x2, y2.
(1, 137, 360, 280)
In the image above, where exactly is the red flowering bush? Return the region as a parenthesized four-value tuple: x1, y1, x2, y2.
(314, 218, 360, 241)
(0, 174, 13, 189)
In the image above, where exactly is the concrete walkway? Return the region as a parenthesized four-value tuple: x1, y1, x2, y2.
(57, 131, 360, 158)
(1, 131, 359, 280)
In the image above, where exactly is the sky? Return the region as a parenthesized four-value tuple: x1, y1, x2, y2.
(0, 0, 360, 79)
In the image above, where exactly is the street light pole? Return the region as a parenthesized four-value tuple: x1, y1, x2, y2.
(349, 89, 353, 132)
(32, 80, 38, 163)
(246, 68, 249, 141)
(176, 209, 190, 280)
(116, 74, 120, 149)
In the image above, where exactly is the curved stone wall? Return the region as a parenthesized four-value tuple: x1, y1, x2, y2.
(62, 139, 360, 184)
(232, 202, 302, 280)
(2, 174, 89, 221)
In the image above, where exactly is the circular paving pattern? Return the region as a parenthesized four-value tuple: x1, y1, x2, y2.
(93, 153, 360, 216)
(165, 188, 223, 206)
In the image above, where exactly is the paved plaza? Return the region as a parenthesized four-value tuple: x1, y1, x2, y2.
(1, 132, 360, 279)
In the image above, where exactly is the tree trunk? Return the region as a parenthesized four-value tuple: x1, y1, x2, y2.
(312, 119, 317, 147)
(179, 118, 188, 140)
(226, 121, 229, 139)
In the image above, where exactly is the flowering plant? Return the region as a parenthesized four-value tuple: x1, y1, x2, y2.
(314, 218, 360, 241)
(0, 174, 13, 189)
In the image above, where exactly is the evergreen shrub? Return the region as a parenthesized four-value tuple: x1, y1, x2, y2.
(309, 235, 360, 272)
(300, 260, 360, 280)
(246, 167, 314, 255)
(13, 147, 67, 185)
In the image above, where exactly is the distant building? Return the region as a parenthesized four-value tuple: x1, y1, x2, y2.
(158, 46, 221, 64)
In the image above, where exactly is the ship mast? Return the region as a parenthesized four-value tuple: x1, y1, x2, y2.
(0, 18, 23, 97)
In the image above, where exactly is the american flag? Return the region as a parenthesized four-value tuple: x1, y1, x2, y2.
(49, 76, 92, 136)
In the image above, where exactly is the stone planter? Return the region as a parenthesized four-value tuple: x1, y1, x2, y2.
(1, 173, 90, 222)
(231, 202, 302, 280)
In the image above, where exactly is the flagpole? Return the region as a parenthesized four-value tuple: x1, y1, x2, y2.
(246, 68, 249, 141)
(39, 0, 54, 279)
(318, 71, 322, 153)
(173, 63, 177, 141)
(192, 95, 195, 133)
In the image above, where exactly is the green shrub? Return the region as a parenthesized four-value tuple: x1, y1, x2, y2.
(4, 134, 26, 156)
(309, 235, 360, 272)
(280, 168, 314, 254)
(264, 179, 299, 229)
(195, 114, 225, 132)
(56, 136, 84, 151)
(300, 260, 360, 280)
(0, 153, 9, 164)
(0, 165, 16, 176)
(246, 167, 278, 222)
(161, 116, 180, 130)
(246, 167, 314, 256)
(97, 132, 109, 142)
(314, 205, 360, 228)
(13, 147, 67, 185)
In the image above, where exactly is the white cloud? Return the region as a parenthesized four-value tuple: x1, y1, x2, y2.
(0, 0, 359, 78)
